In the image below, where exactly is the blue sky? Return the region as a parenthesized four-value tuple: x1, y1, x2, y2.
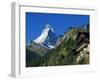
(26, 12, 89, 44)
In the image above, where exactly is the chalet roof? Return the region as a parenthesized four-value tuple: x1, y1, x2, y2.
(70, 32, 89, 54)
(76, 32, 89, 40)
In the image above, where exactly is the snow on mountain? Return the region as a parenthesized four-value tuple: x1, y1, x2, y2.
(34, 24, 58, 49)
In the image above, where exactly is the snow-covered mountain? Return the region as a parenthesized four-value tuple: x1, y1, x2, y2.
(34, 24, 58, 49)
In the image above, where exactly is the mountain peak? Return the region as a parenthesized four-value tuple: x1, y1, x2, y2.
(44, 24, 54, 32)
(34, 24, 58, 49)
(45, 24, 51, 28)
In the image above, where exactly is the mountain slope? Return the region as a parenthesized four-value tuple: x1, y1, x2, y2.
(26, 23, 90, 67)
(42, 24, 90, 66)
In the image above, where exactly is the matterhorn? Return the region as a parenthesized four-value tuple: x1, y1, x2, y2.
(34, 24, 58, 49)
